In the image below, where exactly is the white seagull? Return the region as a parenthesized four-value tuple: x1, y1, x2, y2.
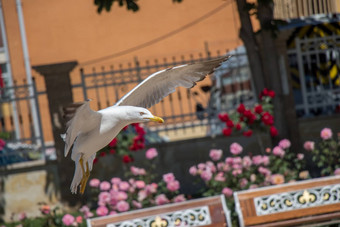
(62, 56, 230, 194)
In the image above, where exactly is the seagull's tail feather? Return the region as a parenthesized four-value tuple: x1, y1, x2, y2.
(70, 155, 83, 194)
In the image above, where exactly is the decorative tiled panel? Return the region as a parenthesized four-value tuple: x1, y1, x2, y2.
(254, 184, 340, 215)
(107, 206, 211, 227)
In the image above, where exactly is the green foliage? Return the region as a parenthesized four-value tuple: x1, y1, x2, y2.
(94, 0, 139, 13)
(94, 0, 183, 13)
(307, 132, 340, 176)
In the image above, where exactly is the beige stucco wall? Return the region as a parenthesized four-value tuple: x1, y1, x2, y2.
(0, 161, 61, 222)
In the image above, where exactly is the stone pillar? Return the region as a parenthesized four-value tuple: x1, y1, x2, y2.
(33, 61, 81, 204)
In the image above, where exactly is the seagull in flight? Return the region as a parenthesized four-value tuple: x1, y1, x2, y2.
(62, 56, 230, 194)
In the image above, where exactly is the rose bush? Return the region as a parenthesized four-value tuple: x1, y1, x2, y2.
(219, 88, 278, 138)
(304, 128, 340, 176)
(95, 123, 146, 164)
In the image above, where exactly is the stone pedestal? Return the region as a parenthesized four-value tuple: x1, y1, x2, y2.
(33, 61, 82, 204)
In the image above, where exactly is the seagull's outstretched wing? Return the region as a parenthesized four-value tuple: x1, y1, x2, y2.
(114, 56, 230, 108)
(62, 100, 101, 157)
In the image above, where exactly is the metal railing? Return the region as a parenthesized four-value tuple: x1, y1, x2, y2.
(0, 79, 46, 166)
(288, 35, 340, 117)
(274, 0, 338, 20)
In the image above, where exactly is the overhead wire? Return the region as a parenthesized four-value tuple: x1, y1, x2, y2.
(80, 0, 232, 66)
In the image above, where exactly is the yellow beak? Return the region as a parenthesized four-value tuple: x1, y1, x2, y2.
(147, 116, 164, 123)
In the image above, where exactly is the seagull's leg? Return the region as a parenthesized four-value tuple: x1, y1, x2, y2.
(78, 156, 86, 193)
(80, 161, 90, 194)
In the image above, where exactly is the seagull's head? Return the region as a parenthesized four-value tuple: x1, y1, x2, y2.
(127, 107, 164, 124)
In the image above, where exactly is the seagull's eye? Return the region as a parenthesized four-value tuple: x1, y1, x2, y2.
(139, 112, 145, 116)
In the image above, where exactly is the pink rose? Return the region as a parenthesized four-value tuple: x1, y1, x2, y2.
(262, 156, 270, 166)
(303, 141, 315, 151)
(232, 169, 242, 176)
(62, 214, 75, 226)
(76, 216, 83, 224)
(258, 166, 271, 176)
(89, 178, 100, 187)
(117, 191, 128, 201)
(217, 162, 225, 171)
(209, 149, 223, 161)
(200, 170, 212, 181)
(297, 153, 304, 160)
(110, 177, 121, 185)
(321, 128, 333, 140)
(278, 139, 291, 149)
(272, 146, 285, 158)
(233, 157, 242, 164)
(100, 181, 111, 191)
(189, 166, 198, 175)
(79, 205, 93, 219)
(214, 172, 225, 182)
(166, 180, 180, 192)
(230, 142, 243, 155)
(334, 168, 340, 175)
(130, 166, 146, 176)
(252, 155, 262, 165)
(162, 173, 175, 183)
(155, 194, 169, 205)
(132, 200, 142, 209)
(197, 163, 206, 170)
(138, 190, 147, 202)
(98, 191, 111, 205)
(222, 187, 233, 197)
(135, 180, 146, 189)
(173, 194, 186, 203)
(145, 183, 158, 194)
(145, 148, 158, 159)
(206, 161, 216, 173)
(225, 157, 234, 165)
(119, 181, 130, 191)
(242, 156, 252, 168)
(239, 178, 248, 188)
(96, 206, 109, 216)
(116, 201, 130, 212)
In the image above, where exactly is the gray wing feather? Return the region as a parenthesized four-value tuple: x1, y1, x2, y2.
(114, 56, 230, 108)
(62, 100, 101, 157)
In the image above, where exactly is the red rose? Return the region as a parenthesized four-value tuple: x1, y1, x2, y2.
(254, 105, 263, 114)
(100, 152, 106, 157)
(270, 126, 278, 137)
(268, 90, 275, 98)
(243, 130, 253, 137)
(237, 103, 246, 114)
(93, 158, 98, 164)
(235, 123, 242, 130)
(226, 120, 234, 128)
(261, 112, 274, 126)
(122, 155, 133, 163)
(109, 149, 116, 154)
(108, 138, 117, 147)
(218, 113, 229, 122)
(222, 128, 232, 136)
